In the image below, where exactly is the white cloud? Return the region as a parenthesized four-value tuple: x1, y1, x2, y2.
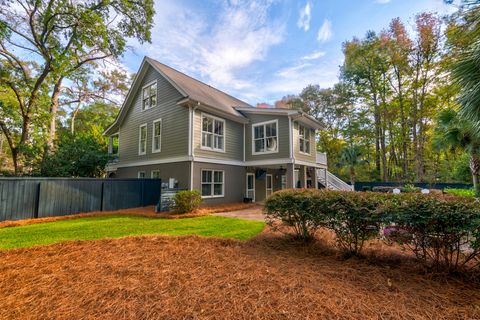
(317, 19, 333, 42)
(301, 50, 326, 60)
(297, 1, 312, 32)
(131, 0, 285, 92)
(375, 0, 391, 3)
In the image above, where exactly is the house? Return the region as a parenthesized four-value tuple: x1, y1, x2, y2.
(104, 57, 351, 204)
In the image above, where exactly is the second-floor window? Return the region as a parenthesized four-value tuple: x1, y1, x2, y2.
(142, 81, 157, 111)
(152, 119, 162, 153)
(201, 114, 225, 152)
(139, 124, 147, 155)
(299, 124, 310, 154)
(253, 120, 278, 154)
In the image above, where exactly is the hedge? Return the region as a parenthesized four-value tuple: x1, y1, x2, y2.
(264, 189, 480, 271)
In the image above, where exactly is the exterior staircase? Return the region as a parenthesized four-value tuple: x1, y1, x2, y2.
(317, 169, 353, 191)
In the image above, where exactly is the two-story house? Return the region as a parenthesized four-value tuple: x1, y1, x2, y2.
(104, 57, 351, 204)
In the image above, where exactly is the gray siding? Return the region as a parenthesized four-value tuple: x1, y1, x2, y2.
(193, 109, 243, 161)
(244, 114, 290, 161)
(192, 162, 245, 205)
(117, 65, 189, 165)
(115, 162, 191, 189)
(293, 121, 316, 163)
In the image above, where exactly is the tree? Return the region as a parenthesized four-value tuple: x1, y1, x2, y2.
(339, 144, 367, 186)
(0, 0, 154, 174)
(434, 108, 480, 196)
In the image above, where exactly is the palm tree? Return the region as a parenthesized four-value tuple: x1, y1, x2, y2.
(339, 144, 367, 187)
(434, 108, 480, 196)
(450, 1, 480, 125)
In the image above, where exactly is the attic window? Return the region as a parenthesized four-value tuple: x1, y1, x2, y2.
(142, 81, 157, 110)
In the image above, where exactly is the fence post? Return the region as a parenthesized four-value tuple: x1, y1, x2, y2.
(34, 182, 41, 219)
(100, 181, 104, 212)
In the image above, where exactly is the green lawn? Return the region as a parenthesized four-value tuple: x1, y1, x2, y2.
(0, 215, 265, 249)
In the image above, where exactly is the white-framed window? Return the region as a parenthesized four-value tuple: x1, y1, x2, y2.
(138, 171, 146, 178)
(201, 114, 225, 152)
(109, 133, 119, 155)
(201, 169, 224, 198)
(152, 119, 162, 153)
(142, 80, 157, 111)
(151, 170, 160, 179)
(138, 124, 147, 155)
(252, 119, 278, 154)
(299, 124, 311, 154)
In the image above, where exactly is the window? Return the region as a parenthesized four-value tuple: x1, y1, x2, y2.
(253, 120, 278, 154)
(139, 124, 147, 155)
(109, 133, 119, 155)
(151, 170, 160, 179)
(299, 124, 311, 154)
(201, 170, 224, 198)
(266, 174, 273, 197)
(201, 114, 225, 152)
(152, 119, 162, 153)
(142, 81, 157, 110)
(138, 171, 146, 178)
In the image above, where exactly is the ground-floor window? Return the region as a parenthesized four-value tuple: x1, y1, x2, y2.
(281, 175, 286, 189)
(266, 174, 273, 197)
(201, 170, 224, 198)
(151, 170, 160, 179)
(138, 171, 146, 178)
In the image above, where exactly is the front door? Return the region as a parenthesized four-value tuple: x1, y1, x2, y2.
(266, 174, 273, 197)
(246, 173, 255, 202)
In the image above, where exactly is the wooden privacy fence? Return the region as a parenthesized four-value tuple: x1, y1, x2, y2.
(0, 178, 162, 221)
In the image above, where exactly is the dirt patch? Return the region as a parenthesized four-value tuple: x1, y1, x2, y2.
(0, 231, 478, 319)
(0, 203, 257, 229)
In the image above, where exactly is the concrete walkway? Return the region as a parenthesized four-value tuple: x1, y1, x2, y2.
(213, 205, 265, 221)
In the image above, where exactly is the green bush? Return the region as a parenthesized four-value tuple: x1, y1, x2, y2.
(322, 192, 386, 255)
(264, 189, 324, 241)
(444, 188, 475, 198)
(402, 184, 420, 193)
(383, 194, 480, 271)
(172, 190, 203, 213)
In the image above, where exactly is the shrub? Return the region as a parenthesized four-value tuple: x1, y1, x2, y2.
(402, 184, 420, 193)
(322, 192, 386, 255)
(264, 189, 324, 241)
(444, 188, 476, 198)
(172, 190, 203, 213)
(383, 194, 480, 271)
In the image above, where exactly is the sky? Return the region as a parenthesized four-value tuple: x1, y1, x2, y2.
(121, 0, 457, 106)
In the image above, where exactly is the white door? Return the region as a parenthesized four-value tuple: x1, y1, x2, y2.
(246, 173, 255, 201)
(266, 174, 273, 197)
(281, 175, 286, 189)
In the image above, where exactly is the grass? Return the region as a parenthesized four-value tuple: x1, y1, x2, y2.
(444, 188, 476, 198)
(0, 215, 265, 249)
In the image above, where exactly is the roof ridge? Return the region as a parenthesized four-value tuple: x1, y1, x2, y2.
(146, 57, 253, 108)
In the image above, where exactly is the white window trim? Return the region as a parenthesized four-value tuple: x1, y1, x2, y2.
(246, 172, 255, 202)
(151, 170, 160, 178)
(151, 118, 162, 153)
(137, 171, 146, 178)
(138, 123, 147, 155)
(252, 119, 279, 155)
(109, 132, 119, 155)
(141, 80, 157, 111)
(200, 113, 226, 153)
(298, 124, 311, 155)
(201, 169, 225, 198)
(266, 174, 273, 197)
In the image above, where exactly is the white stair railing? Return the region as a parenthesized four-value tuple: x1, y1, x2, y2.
(317, 170, 353, 191)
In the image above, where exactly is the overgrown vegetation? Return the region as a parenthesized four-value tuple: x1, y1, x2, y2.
(264, 189, 480, 271)
(172, 190, 203, 213)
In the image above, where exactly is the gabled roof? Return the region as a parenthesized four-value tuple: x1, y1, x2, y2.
(146, 57, 252, 117)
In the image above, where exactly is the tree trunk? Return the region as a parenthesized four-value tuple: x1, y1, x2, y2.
(349, 166, 356, 187)
(47, 77, 64, 149)
(470, 152, 480, 197)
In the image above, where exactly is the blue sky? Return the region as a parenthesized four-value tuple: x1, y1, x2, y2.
(122, 0, 457, 105)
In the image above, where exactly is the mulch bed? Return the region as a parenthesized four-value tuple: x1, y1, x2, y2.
(0, 231, 479, 319)
(0, 203, 258, 229)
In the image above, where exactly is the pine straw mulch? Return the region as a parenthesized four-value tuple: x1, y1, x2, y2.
(1, 230, 479, 320)
(0, 203, 257, 229)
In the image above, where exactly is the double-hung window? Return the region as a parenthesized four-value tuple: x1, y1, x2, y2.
(139, 124, 147, 155)
(299, 124, 311, 154)
(152, 119, 162, 153)
(201, 170, 224, 197)
(151, 170, 160, 179)
(201, 114, 225, 152)
(253, 120, 278, 154)
(142, 81, 157, 110)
